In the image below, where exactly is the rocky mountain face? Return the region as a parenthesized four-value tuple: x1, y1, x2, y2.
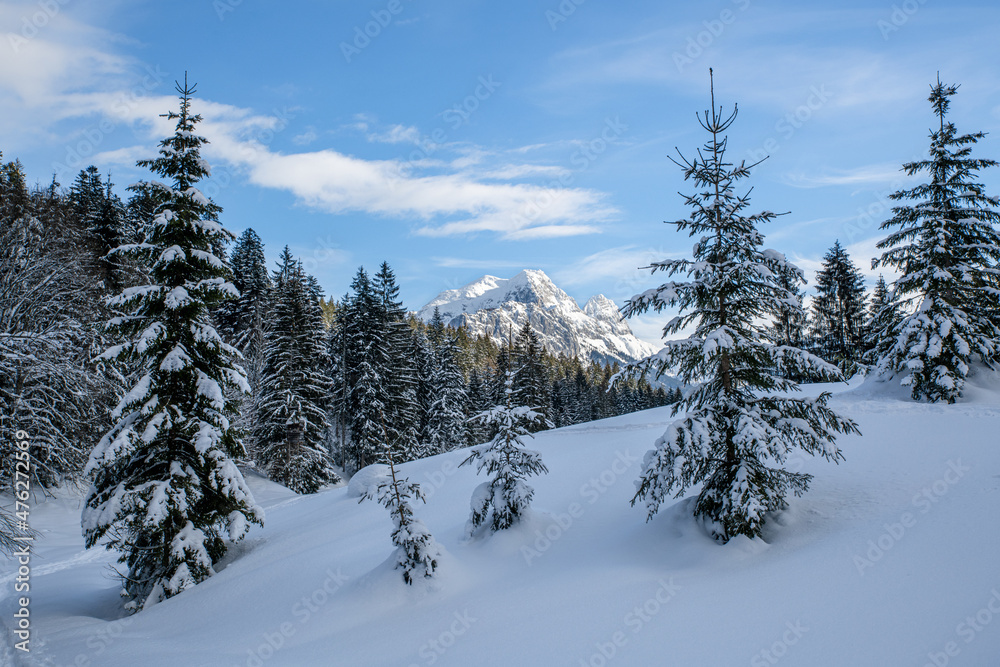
(416, 269, 659, 366)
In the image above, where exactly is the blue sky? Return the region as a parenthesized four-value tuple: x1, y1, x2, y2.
(2, 0, 999, 344)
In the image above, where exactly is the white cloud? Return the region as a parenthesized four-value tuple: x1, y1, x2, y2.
(781, 163, 914, 190)
(292, 128, 318, 146)
(479, 164, 570, 180)
(0, 21, 615, 241)
(0, 4, 135, 145)
(214, 145, 613, 240)
(91, 144, 149, 168)
(366, 123, 421, 144)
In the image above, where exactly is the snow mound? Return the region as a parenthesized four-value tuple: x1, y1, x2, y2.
(346, 464, 392, 498)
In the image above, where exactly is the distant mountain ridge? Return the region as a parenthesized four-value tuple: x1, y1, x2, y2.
(416, 269, 659, 366)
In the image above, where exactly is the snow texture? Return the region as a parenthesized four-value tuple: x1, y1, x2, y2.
(9, 374, 1000, 665)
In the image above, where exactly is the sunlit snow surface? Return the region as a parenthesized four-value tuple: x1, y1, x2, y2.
(4, 372, 1000, 666)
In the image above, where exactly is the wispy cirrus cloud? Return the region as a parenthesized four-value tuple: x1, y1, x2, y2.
(535, 5, 1000, 114)
(365, 123, 421, 145)
(781, 163, 912, 189)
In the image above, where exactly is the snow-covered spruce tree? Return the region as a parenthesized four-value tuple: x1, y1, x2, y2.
(69, 166, 127, 294)
(220, 228, 271, 370)
(254, 248, 340, 494)
(490, 344, 512, 406)
(765, 259, 808, 349)
(413, 328, 437, 457)
(810, 241, 867, 375)
(425, 332, 469, 454)
(69, 166, 106, 251)
(459, 368, 550, 534)
(621, 73, 859, 543)
(862, 275, 901, 363)
(217, 228, 272, 449)
(123, 182, 165, 247)
(871, 77, 1000, 403)
(569, 363, 593, 424)
(512, 320, 550, 433)
(327, 292, 352, 469)
(83, 77, 263, 610)
(374, 262, 422, 462)
(343, 267, 392, 471)
(360, 428, 440, 585)
(97, 178, 128, 293)
(464, 369, 492, 447)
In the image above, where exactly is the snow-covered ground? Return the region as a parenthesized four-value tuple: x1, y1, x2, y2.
(4, 373, 1000, 666)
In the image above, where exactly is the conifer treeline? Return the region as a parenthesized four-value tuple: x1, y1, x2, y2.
(224, 245, 681, 479)
(0, 158, 677, 499)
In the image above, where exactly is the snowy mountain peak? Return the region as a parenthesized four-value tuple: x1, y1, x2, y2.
(583, 294, 632, 338)
(502, 269, 573, 309)
(583, 294, 617, 316)
(417, 270, 658, 365)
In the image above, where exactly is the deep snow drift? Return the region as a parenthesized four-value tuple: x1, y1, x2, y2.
(3, 373, 1000, 666)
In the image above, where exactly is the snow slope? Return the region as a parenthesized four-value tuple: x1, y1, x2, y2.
(4, 374, 1000, 666)
(417, 269, 659, 366)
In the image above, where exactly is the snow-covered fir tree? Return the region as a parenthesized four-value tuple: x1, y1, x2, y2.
(220, 228, 271, 368)
(621, 73, 859, 542)
(490, 344, 512, 406)
(374, 262, 421, 462)
(569, 363, 593, 424)
(412, 327, 437, 457)
(871, 77, 1000, 403)
(69, 166, 128, 294)
(82, 78, 263, 610)
(69, 166, 105, 243)
(862, 275, 901, 362)
(424, 331, 468, 454)
(96, 178, 128, 293)
(218, 228, 272, 447)
(333, 263, 426, 470)
(327, 291, 352, 469)
(765, 260, 808, 350)
(512, 320, 550, 433)
(342, 267, 391, 471)
(810, 241, 867, 375)
(464, 369, 492, 447)
(460, 367, 550, 534)
(426, 306, 447, 349)
(254, 247, 340, 494)
(123, 182, 164, 247)
(360, 430, 440, 585)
